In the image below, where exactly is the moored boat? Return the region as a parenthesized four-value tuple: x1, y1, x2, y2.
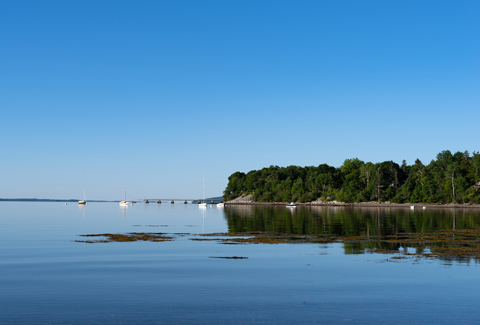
(199, 172, 207, 207)
(120, 188, 128, 206)
(78, 188, 87, 204)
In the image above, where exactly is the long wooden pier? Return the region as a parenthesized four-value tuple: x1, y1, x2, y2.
(142, 198, 224, 204)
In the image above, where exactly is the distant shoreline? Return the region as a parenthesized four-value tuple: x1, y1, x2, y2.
(3, 198, 479, 208)
(0, 198, 118, 202)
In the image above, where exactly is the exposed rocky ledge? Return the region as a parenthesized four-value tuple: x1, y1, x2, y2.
(226, 194, 254, 203)
(226, 195, 480, 208)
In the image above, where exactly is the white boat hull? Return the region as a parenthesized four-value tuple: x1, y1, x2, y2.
(286, 202, 297, 208)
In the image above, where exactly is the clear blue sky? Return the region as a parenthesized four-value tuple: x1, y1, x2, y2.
(1, 0, 479, 200)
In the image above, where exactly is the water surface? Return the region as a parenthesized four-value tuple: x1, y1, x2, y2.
(1, 202, 480, 324)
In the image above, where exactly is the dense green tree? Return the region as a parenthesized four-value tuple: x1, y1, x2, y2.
(223, 150, 480, 204)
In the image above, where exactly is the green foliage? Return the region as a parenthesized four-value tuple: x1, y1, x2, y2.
(223, 150, 480, 204)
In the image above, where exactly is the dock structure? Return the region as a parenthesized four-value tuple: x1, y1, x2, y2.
(143, 198, 224, 204)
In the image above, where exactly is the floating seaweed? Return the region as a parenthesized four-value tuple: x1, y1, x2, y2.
(76, 228, 480, 262)
(76, 232, 175, 243)
(190, 229, 480, 262)
(208, 256, 248, 259)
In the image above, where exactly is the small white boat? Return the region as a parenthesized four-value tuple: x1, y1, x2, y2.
(217, 202, 225, 207)
(120, 188, 129, 206)
(286, 202, 297, 208)
(199, 172, 207, 207)
(78, 188, 87, 205)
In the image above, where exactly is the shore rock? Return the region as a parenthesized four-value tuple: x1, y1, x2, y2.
(226, 195, 480, 208)
(226, 194, 254, 203)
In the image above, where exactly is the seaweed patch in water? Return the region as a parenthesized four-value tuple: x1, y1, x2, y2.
(75, 232, 175, 243)
(76, 229, 480, 262)
(190, 229, 480, 262)
(191, 232, 340, 245)
(173, 233, 190, 236)
(208, 256, 248, 259)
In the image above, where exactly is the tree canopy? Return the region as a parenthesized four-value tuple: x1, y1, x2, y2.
(223, 150, 480, 204)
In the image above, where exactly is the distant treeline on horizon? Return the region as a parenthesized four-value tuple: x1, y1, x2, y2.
(0, 198, 115, 202)
(223, 150, 480, 204)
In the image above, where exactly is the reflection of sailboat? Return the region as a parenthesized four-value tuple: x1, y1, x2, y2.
(78, 202, 86, 225)
(123, 203, 127, 223)
(120, 188, 128, 206)
(78, 188, 87, 205)
(201, 204, 206, 233)
(199, 172, 207, 207)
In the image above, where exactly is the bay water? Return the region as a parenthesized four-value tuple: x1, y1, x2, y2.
(1, 202, 480, 324)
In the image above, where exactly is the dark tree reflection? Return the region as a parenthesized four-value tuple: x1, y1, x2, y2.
(223, 206, 480, 257)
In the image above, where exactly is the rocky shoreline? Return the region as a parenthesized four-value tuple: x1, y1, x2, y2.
(226, 195, 480, 208)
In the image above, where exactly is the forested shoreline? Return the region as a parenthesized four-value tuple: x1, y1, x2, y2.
(223, 150, 480, 204)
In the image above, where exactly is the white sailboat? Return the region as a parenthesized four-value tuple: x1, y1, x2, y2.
(78, 188, 87, 205)
(120, 188, 128, 206)
(199, 172, 207, 207)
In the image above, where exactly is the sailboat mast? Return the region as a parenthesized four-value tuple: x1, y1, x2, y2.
(203, 171, 205, 203)
(125, 188, 126, 202)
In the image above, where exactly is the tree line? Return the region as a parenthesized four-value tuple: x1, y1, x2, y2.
(223, 150, 480, 204)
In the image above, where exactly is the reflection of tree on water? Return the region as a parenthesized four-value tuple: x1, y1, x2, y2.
(224, 206, 480, 236)
(223, 205, 480, 256)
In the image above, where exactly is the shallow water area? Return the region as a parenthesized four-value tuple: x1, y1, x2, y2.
(1, 202, 480, 324)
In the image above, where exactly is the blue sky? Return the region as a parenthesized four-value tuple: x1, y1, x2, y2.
(1, 0, 479, 200)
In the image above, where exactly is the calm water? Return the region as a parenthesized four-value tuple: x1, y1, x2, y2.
(1, 202, 480, 324)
